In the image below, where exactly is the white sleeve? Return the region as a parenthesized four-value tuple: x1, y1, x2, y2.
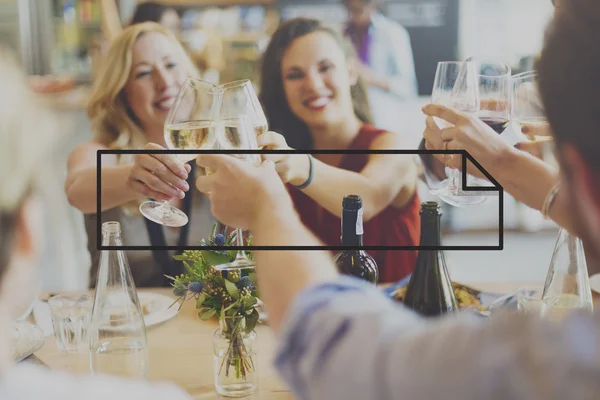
(386, 23, 418, 100)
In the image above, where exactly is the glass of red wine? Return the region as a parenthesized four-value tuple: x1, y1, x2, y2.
(475, 59, 511, 135)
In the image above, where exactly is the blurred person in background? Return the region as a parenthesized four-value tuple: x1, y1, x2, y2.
(193, 2, 600, 397)
(258, 18, 420, 283)
(0, 45, 192, 400)
(131, 1, 181, 37)
(65, 23, 215, 288)
(343, 0, 418, 131)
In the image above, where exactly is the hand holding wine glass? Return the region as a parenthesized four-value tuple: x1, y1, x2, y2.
(422, 103, 513, 172)
(127, 142, 191, 202)
(138, 78, 222, 227)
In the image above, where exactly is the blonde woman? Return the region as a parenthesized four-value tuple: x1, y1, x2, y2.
(0, 45, 192, 399)
(65, 22, 215, 288)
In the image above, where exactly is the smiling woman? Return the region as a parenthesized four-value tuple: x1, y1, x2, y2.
(258, 18, 421, 283)
(64, 22, 216, 288)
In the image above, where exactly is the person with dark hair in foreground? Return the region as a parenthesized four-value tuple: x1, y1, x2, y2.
(195, 0, 600, 398)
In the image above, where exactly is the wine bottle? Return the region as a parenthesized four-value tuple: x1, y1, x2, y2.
(333, 195, 379, 283)
(403, 202, 458, 316)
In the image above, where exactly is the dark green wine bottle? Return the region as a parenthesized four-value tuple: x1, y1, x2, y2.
(403, 201, 457, 316)
(333, 195, 379, 284)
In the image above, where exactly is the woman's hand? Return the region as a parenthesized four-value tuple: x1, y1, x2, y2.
(257, 131, 310, 186)
(126, 143, 191, 201)
(422, 104, 512, 172)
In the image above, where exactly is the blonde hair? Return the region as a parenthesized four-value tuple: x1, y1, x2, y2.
(88, 22, 200, 153)
(0, 47, 56, 212)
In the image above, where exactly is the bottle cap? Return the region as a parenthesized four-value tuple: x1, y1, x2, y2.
(420, 201, 442, 215)
(342, 195, 362, 211)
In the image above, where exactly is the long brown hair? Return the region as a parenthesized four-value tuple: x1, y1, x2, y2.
(259, 18, 373, 150)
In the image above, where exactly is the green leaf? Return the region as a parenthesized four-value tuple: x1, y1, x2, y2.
(243, 297, 257, 309)
(245, 309, 260, 333)
(248, 272, 257, 283)
(224, 279, 240, 300)
(195, 292, 207, 308)
(203, 297, 222, 309)
(198, 308, 216, 320)
(227, 230, 237, 245)
(226, 250, 238, 260)
(201, 250, 230, 267)
(183, 261, 194, 274)
(210, 222, 218, 243)
(223, 299, 240, 313)
(172, 255, 188, 261)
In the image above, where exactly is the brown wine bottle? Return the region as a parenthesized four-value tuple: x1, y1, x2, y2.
(403, 201, 458, 316)
(333, 195, 379, 284)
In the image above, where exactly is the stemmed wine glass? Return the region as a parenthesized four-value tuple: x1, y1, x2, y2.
(476, 59, 511, 135)
(213, 79, 266, 271)
(425, 60, 484, 207)
(139, 78, 223, 227)
(511, 71, 555, 164)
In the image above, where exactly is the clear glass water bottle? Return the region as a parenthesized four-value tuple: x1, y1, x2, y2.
(540, 228, 594, 322)
(89, 221, 149, 378)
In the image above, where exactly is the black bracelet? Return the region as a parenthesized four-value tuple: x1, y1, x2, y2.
(293, 154, 314, 189)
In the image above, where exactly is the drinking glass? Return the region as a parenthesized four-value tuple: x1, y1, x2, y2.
(476, 59, 511, 135)
(139, 78, 223, 227)
(426, 61, 485, 207)
(516, 287, 543, 315)
(48, 293, 92, 353)
(511, 71, 556, 164)
(213, 80, 266, 271)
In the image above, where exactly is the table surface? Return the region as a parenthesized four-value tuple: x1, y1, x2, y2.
(33, 282, 535, 399)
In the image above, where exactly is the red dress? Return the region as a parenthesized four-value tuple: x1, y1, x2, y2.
(289, 124, 421, 283)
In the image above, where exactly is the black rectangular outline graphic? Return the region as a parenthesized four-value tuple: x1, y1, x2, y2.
(97, 149, 503, 251)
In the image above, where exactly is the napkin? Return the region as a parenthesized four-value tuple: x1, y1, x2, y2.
(12, 321, 45, 362)
(32, 300, 54, 337)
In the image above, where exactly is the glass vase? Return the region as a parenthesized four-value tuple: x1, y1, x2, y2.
(213, 315, 258, 397)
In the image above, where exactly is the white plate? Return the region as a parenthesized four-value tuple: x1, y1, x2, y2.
(138, 292, 180, 328)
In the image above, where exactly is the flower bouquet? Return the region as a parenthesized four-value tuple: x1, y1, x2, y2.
(169, 223, 259, 396)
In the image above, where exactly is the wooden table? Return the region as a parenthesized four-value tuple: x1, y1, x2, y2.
(33, 282, 534, 399)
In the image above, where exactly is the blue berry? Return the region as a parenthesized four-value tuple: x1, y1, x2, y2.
(237, 276, 255, 291)
(188, 281, 204, 294)
(214, 234, 226, 247)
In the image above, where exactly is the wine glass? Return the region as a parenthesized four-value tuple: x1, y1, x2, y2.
(213, 80, 266, 271)
(425, 61, 486, 207)
(476, 59, 511, 135)
(139, 78, 223, 227)
(462, 59, 512, 189)
(511, 71, 555, 164)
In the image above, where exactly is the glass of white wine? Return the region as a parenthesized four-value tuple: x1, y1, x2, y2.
(511, 71, 556, 164)
(139, 78, 223, 227)
(213, 80, 266, 271)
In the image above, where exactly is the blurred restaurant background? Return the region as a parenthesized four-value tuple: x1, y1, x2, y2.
(0, 0, 559, 290)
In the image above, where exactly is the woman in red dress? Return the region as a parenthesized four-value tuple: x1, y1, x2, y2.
(257, 18, 420, 282)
